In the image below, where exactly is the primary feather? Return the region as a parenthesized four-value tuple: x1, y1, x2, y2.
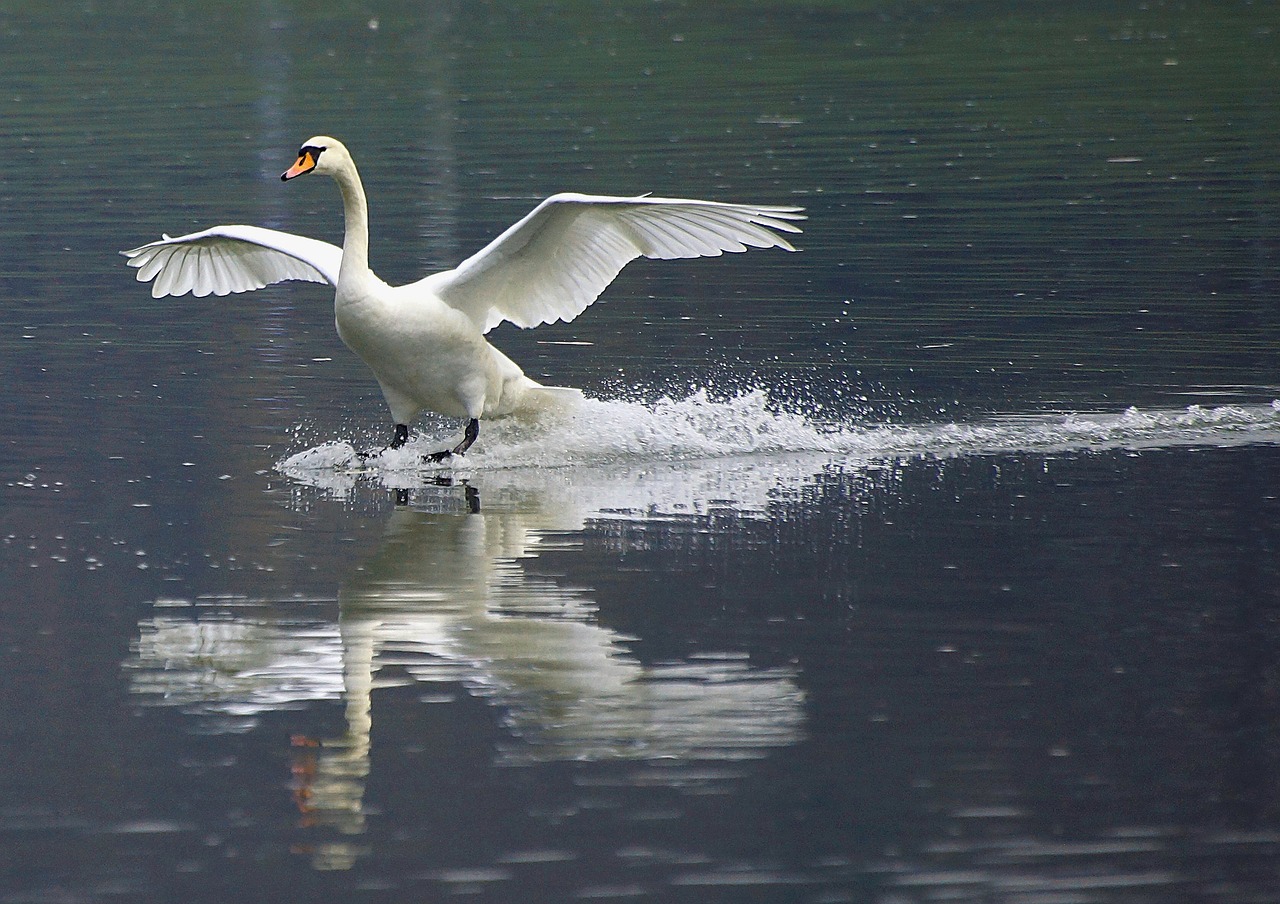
(123, 224, 341, 297)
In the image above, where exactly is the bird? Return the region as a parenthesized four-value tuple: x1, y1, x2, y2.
(122, 136, 804, 460)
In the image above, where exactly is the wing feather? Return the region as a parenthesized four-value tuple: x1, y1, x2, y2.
(154, 246, 187, 297)
(121, 224, 342, 298)
(636, 211, 722, 257)
(430, 193, 804, 333)
(135, 246, 167, 283)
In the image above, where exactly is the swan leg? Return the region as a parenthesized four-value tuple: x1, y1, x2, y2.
(455, 418, 480, 455)
(425, 418, 480, 463)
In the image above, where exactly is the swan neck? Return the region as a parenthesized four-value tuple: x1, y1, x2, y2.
(334, 162, 371, 279)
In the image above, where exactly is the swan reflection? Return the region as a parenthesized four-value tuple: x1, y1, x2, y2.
(127, 477, 805, 868)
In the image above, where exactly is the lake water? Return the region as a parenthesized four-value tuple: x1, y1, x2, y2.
(3, 1, 1280, 901)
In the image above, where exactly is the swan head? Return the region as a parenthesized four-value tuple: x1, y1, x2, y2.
(281, 136, 351, 182)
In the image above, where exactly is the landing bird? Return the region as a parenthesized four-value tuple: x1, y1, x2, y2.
(123, 136, 804, 459)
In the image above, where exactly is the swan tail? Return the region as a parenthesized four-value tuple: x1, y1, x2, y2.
(519, 383, 585, 413)
(496, 380, 584, 422)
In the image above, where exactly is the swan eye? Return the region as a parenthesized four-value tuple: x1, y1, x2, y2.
(281, 146, 324, 181)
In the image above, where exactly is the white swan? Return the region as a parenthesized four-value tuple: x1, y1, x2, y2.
(122, 137, 804, 458)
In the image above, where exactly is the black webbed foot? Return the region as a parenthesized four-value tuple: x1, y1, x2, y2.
(423, 418, 480, 463)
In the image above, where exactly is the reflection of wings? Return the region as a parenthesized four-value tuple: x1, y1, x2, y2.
(132, 607, 802, 759)
(128, 504, 803, 760)
(126, 493, 805, 866)
(129, 618, 345, 725)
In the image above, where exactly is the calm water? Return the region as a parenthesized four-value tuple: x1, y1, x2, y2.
(3, 1, 1280, 901)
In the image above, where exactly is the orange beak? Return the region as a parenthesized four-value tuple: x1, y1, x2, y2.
(281, 150, 317, 181)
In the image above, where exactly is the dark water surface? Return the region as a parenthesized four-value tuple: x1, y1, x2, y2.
(3, 2, 1280, 902)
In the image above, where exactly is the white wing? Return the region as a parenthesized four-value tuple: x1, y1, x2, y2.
(429, 193, 805, 333)
(121, 224, 342, 298)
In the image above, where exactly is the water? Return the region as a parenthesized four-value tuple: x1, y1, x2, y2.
(3, 1, 1280, 901)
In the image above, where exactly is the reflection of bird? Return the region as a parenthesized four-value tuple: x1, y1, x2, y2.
(122, 136, 804, 457)
(128, 484, 804, 868)
(335, 503, 806, 763)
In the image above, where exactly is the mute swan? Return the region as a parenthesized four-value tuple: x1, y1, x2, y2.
(123, 136, 804, 459)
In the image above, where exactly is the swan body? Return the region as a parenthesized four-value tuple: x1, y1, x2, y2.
(123, 136, 804, 457)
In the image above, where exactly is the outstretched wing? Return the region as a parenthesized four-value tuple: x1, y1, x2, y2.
(122, 224, 342, 298)
(428, 193, 804, 333)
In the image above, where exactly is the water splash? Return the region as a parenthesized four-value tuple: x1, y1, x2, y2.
(280, 391, 1280, 476)
(276, 392, 1280, 516)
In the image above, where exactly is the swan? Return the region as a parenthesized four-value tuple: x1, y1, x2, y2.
(122, 136, 804, 459)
